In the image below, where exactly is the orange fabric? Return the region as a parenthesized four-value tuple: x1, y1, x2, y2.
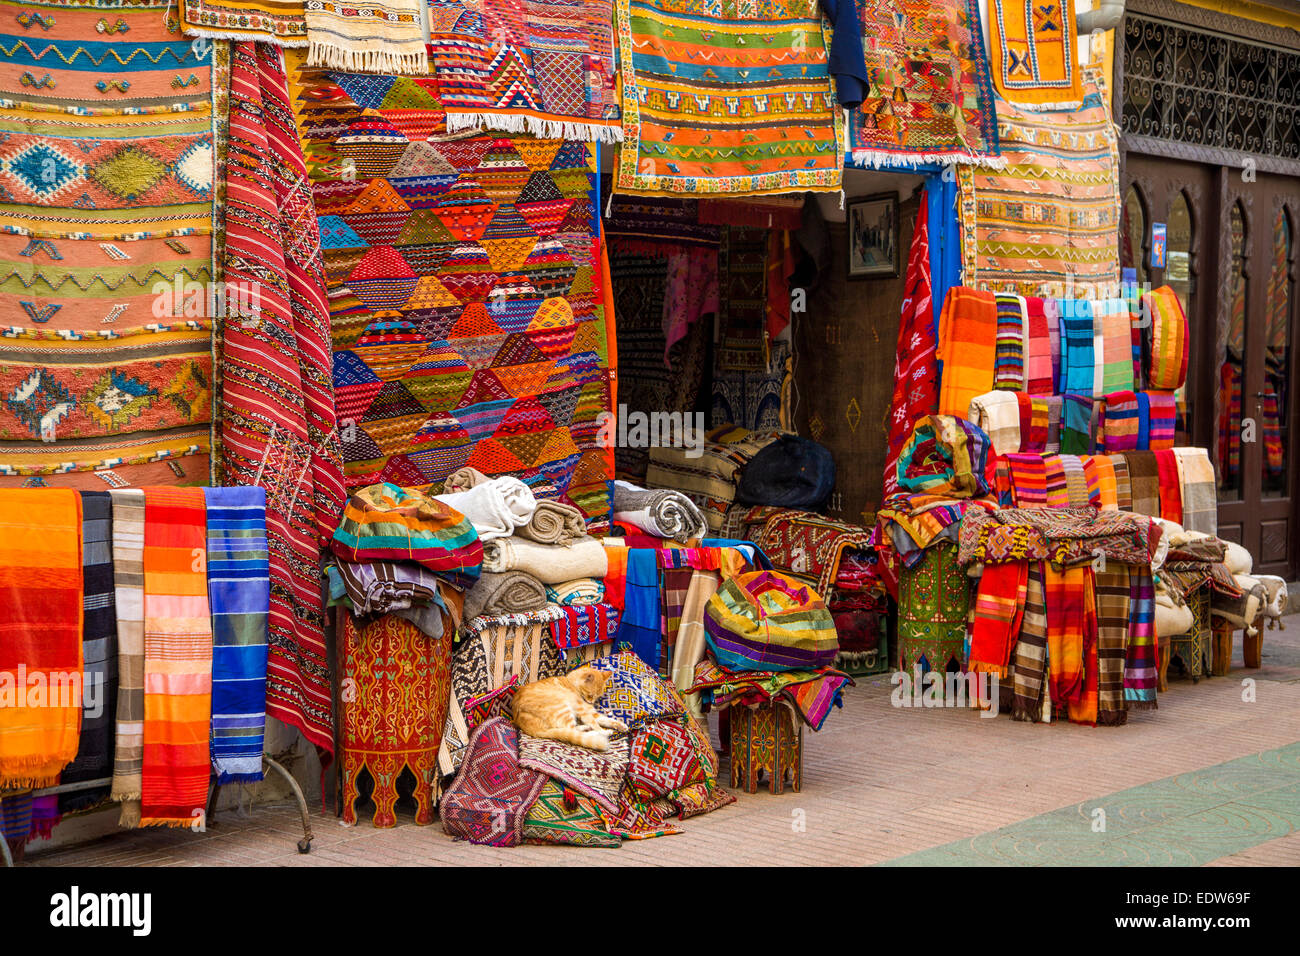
(139, 488, 213, 828)
(1044, 563, 1090, 711)
(988, 0, 1085, 110)
(1067, 570, 1100, 726)
(968, 561, 1028, 678)
(0, 489, 83, 789)
(936, 287, 998, 418)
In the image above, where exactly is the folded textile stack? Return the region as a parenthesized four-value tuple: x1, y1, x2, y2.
(442, 467, 588, 544)
(463, 571, 549, 621)
(436, 476, 538, 543)
(481, 535, 610, 584)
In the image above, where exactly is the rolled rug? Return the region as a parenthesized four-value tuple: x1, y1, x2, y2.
(436, 476, 538, 542)
(442, 467, 489, 494)
(463, 571, 549, 621)
(517, 499, 587, 545)
(545, 578, 605, 606)
(481, 536, 610, 584)
(612, 480, 707, 541)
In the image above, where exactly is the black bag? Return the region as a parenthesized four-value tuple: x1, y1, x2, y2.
(735, 435, 835, 509)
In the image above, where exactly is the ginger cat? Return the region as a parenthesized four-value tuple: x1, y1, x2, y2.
(512, 666, 629, 751)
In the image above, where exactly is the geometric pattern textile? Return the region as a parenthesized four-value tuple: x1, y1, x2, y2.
(588, 650, 686, 728)
(426, 0, 620, 142)
(222, 41, 347, 755)
(958, 70, 1121, 298)
(849, 0, 1000, 168)
(286, 54, 615, 519)
(987, 0, 1084, 111)
(183, 0, 309, 46)
(0, 6, 216, 485)
(441, 717, 546, 847)
(613, 0, 844, 196)
(517, 731, 630, 814)
(521, 780, 622, 848)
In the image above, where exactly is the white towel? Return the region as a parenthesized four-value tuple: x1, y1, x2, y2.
(436, 477, 537, 542)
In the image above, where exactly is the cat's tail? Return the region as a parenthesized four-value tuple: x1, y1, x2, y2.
(533, 726, 612, 751)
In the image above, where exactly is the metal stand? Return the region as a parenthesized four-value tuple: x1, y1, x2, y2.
(204, 755, 313, 854)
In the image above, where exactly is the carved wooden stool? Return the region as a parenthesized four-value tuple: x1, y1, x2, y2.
(1165, 587, 1211, 686)
(728, 701, 802, 795)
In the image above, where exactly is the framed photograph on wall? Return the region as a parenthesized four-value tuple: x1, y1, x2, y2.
(846, 193, 900, 279)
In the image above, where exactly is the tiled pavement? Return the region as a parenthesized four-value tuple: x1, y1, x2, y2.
(25, 626, 1300, 867)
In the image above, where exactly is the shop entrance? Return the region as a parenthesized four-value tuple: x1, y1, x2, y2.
(1123, 154, 1300, 577)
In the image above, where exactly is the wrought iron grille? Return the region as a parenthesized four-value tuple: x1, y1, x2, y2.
(1122, 13, 1300, 160)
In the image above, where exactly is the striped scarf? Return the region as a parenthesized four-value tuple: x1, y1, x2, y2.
(1146, 391, 1177, 449)
(1097, 298, 1135, 394)
(1089, 455, 1119, 511)
(0, 490, 83, 791)
(936, 287, 998, 418)
(1108, 454, 1132, 511)
(1066, 569, 1099, 726)
(1006, 454, 1049, 507)
(968, 561, 1027, 678)
(1044, 564, 1090, 710)
(1059, 298, 1096, 397)
(59, 492, 119, 815)
(1154, 449, 1183, 525)
(1024, 298, 1054, 394)
(109, 490, 146, 825)
(1044, 394, 1063, 453)
(1143, 286, 1189, 390)
(1124, 451, 1161, 517)
(1173, 447, 1218, 535)
(993, 293, 1026, 389)
(1010, 562, 1048, 722)
(1123, 566, 1158, 709)
(1099, 390, 1142, 452)
(1094, 566, 1131, 726)
(140, 488, 213, 828)
(331, 483, 483, 585)
(204, 487, 270, 785)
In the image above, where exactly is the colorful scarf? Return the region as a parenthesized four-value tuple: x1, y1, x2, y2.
(988, 0, 1084, 111)
(613, 0, 843, 195)
(618, 548, 663, 670)
(1146, 391, 1177, 449)
(1059, 298, 1097, 397)
(1044, 563, 1089, 709)
(1143, 286, 1190, 390)
(1066, 568, 1099, 725)
(1058, 455, 1092, 507)
(0, 490, 83, 790)
(203, 487, 270, 785)
(1097, 298, 1135, 394)
(140, 488, 213, 828)
(1060, 394, 1093, 455)
(1094, 565, 1131, 726)
(1005, 453, 1048, 507)
(993, 293, 1027, 389)
(848, 0, 1000, 168)
(936, 287, 998, 417)
(884, 194, 939, 496)
(968, 562, 1028, 677)
(59, 492, 118, 815)
(969, 391, 1022, 456)
(1089, 455, 1119, 511)
(1010, 562, 1047, 721)
(1024, 298, 1055, 394)
(109, 490, 146, 823)
(1154, 449, 1184, 525)
(305, 0, 428, 75)
(1109, 454, 1133, 511)
(1123, 566, 1157, 709)
(1173, 447, 1218, 535)
(1099, 390, 1142, 452)
(221, 42, 347, 757)
(689, 660, 853, 732)
(1124, 451, 1162, 517)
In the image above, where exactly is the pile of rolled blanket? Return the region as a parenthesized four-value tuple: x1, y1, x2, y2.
(612, 479, 708, 541)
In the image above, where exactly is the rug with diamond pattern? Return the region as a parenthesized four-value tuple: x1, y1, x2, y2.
(0, 4, 216, 486)
(287, 51, 615, 519)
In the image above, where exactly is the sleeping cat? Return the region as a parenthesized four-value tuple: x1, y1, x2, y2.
(512, 666, 629, 751)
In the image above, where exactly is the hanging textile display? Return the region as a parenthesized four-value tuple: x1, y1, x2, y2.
(848, 0, 1001, 168)
(203, 486, 270, 784)
(987, 0, 1084, 111)
(59, 491, 119, 814)
(935, 287, 997, 418)
(613, 0, 844, 195)
(305, 0, 429, 76)
(959, 70, 1121, 298)
(288, 56, 616, 520)
(108, 490, 145, 825)
(883, 195, 939, 496)
(426, 0, 620, 142)
(0, 8, 216, 487)
(222, 41, 346, 756)
(0, 489, 83, 789)
(140, 488, 213, 828)
(1143, 286, 1190, 391)
(184, 0, 309, 45)
(896, 543, 969, 674)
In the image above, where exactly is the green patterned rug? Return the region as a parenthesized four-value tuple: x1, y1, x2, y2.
(881, 742, 1300, 866)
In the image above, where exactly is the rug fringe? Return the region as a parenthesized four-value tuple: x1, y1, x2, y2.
(444, 110, 624, 144)
(1011, 98, 1085, 112)
(182, 24, 310, 48)
(137, 816, 202, 829)
(848, 149, 1008, 171)
(0, 765, 66, 791)
(305, 40, 429, 77)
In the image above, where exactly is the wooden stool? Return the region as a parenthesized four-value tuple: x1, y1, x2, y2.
(728, 701, 802, 795)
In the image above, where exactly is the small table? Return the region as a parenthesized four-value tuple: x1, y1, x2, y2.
(728, 701, 802, 795)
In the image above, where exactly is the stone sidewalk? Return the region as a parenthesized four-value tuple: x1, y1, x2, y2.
(25, 626, 1300, 867)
